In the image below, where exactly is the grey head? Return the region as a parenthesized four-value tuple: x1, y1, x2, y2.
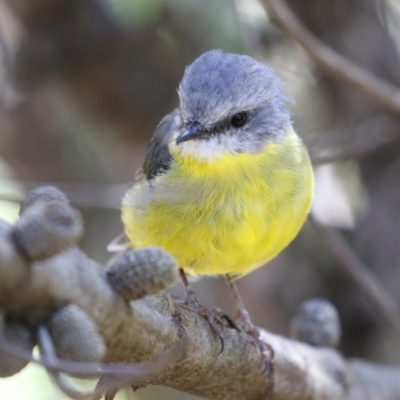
(171, 50, 292, 159)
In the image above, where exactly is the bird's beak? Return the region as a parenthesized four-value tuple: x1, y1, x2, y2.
(176, 122, 205, 144)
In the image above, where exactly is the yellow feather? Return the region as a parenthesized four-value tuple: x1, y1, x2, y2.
(122, 128, 314, 277)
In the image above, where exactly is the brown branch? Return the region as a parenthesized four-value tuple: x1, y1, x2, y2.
(0, 188, 400, 400)
(311, 217, 400, 336)
(261, 0, 400, 114)
(0, 179, 129, 209)
(309, 132, 397, 165)
(1, 243, 400, 400)
(309, 113, 400, 165)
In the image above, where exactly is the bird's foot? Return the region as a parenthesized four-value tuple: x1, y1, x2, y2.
(177, 287, 226, 354)
(234, 307, 274, 374)
(225, 275, 274, 373)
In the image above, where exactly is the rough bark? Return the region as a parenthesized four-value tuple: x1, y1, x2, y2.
(0, 213, 399, 400)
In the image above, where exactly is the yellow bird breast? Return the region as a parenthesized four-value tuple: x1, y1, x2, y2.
(122, 128, 314, 277)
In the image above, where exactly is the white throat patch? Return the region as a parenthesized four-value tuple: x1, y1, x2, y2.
(169, 132, 242, 161)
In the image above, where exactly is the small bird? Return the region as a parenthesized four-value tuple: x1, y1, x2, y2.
(121, 50, 314, 363)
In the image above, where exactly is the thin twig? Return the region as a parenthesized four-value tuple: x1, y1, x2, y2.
(261, 0, 400, 114)
(310, 133, 398, 165)
(376, 0, 389, 28)
(37, 325, 97, 400)
(311, 217, 400, 336)
(0, 324, 185, 379)
(0, 192, 119, 210)
(3, 324, 186, 400)
(0, 180, 131, 209)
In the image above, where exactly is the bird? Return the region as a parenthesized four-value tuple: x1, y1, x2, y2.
(121, 49, 314, 365)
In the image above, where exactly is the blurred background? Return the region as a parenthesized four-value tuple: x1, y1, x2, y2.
(1, 0, 400, 398)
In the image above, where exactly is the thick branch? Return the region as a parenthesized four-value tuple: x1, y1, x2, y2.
(0, 217, 400, 399)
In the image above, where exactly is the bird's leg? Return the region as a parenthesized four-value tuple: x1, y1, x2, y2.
(225, 274, 274, 372)
(179, 268, 200, 307)
(225, 274, 253, 330)
(178, 268, 225, 352)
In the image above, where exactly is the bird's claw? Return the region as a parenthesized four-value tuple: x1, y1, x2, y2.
(233, 308, 274, 373)
(177, 289, 226, 354)
(244, 324, 274, 374)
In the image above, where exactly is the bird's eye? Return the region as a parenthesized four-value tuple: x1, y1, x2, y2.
(230, 112, 248, 128)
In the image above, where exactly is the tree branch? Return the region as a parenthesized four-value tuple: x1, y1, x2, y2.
(311, 217, 400, 337)
(262, 0, 400, 114)
(0, 187, 400, 399)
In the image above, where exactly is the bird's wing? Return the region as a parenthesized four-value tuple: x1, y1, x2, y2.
(143, 108, 179, 180)
(107, 109, 179, 259)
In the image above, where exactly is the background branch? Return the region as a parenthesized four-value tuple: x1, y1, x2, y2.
(262, 0, 400, 114)
(311, 217, 400, 336)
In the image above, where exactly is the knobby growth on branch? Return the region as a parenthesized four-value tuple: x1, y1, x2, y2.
(0, 186, 399, 400)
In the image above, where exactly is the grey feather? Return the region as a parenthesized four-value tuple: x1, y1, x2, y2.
(178, 50, 291, 143)
(143, 109, 180, 180)
(143, 50, 292, 173)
